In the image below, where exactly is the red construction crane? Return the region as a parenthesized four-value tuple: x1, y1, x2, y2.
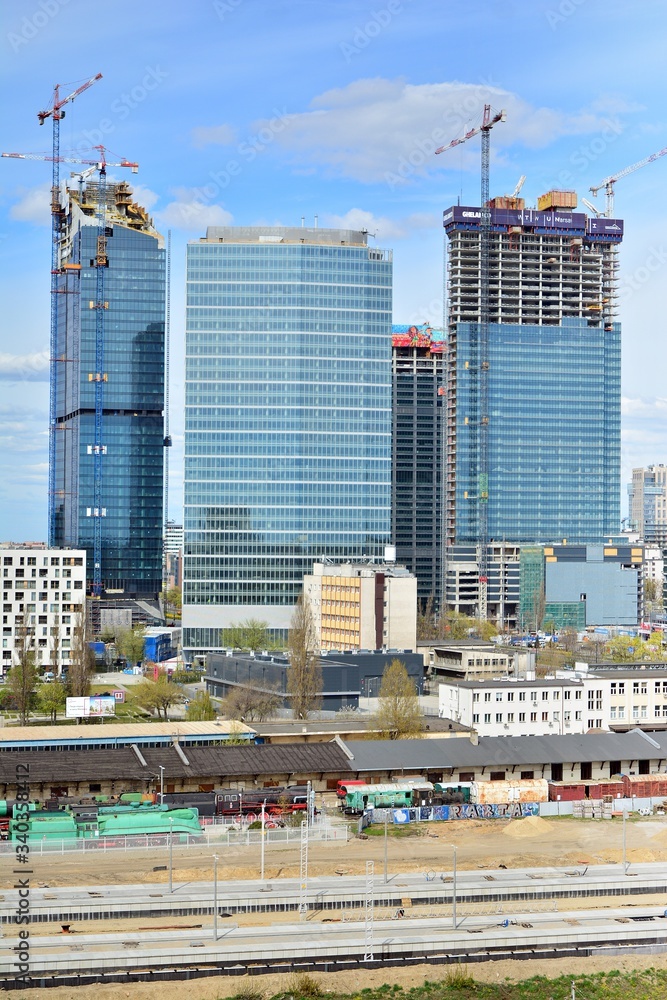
(590, 145, 667, 216)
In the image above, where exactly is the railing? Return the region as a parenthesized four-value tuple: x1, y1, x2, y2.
(0, 822, 348, 856)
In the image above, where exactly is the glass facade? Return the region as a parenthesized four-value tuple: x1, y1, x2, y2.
(184, 228, 393, 650)
(392, 331, 445, 607)
(454, 317, 621, 543)
(53, 183, 165, 598)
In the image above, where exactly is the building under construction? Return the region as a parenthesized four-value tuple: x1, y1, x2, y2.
(443, 190, 624, 621)
(52, 177, 165, 615)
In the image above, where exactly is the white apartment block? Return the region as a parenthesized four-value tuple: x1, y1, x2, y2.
(304, 561, 417, 652)
(1, 546, 87, 676)
(439, 677, 612, 737)
(440, 669, 667, 737)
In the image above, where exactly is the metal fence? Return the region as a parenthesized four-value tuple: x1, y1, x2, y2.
(0, 822, 349, 856)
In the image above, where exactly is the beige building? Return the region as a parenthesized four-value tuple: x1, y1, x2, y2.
(304, 561, 417, 651)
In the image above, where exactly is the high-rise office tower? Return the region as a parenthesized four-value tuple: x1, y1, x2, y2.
(629, 465, 667, 546)
(444, 192, 623, 548)
(183, 226, 393, 656)
(53, 179, 165, 607)
(391, 323, 445, 607)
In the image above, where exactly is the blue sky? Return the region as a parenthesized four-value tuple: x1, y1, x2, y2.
(1, 0, 666, 540)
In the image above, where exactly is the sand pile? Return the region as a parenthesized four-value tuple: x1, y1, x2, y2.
(502, 814, 554, 838)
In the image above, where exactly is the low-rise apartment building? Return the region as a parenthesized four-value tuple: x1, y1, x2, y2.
(1, 545, 87, 676)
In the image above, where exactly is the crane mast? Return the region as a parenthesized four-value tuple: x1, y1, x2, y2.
(36, 74, 102, 546)
(436, 104, 505, 621)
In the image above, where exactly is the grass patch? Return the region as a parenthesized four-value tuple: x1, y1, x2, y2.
(242, 968, 667, 1000)
(364, 823, 427, 838)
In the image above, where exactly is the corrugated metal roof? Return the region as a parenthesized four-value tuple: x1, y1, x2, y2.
(342, 730, 665, 771)
(0, 742, 353, 785)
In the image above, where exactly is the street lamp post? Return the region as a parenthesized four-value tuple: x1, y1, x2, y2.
(384, 811, 388, 884)
(213, 854, 219, 941)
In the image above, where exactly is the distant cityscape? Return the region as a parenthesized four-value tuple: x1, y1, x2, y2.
(3, 149, 667, 678)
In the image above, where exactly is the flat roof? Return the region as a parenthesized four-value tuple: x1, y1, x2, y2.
(439, 678, 584, 689)
(0, 720, 256, 750)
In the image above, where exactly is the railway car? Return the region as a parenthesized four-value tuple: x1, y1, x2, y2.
(433, 782, 472, 804)
(471, 779, 549, 804)
(342, 782, 434, 815)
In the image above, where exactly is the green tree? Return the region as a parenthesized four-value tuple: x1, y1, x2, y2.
(603, 635, 662, 663)
(437, 610, 475, 639)
(7, 626, 39, 726)
(38, 680, 67, 723)
(469, 618, 499, 641)
(116, 625, 146, 668)
(286, 594, 322, 719)
(220, 618, 274, 652)
(375, 658, 423, 739)
(161, 586, 182, 623)
(67, 613, 96, 698)
(186, 690, 217, 721)
(132, 673, 184, 720)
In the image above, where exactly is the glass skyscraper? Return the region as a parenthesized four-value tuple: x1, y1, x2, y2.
(183, 226, 393, 654)
(444, 198, 623, 547)
(53, 180, 165, 600)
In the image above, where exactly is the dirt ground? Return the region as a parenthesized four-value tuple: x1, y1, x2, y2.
(3, 815, 667, 890)
(4, 816, 667, 998)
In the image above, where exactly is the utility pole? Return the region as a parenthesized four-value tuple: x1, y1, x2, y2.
(169, 817, 173, 893)
(213, 854, 219, 941)
(159, 765, 165, 805)
(298, 817, 309, 919)
(260, 798, 267, 881)
(622, 809, 627, 872)
(384, 811, 388, 884)
(364, 860, 375, 962)
(452, 845, 458, 929)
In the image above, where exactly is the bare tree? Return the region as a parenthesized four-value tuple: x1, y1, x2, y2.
(7, 624, 39, 726)
(532, 586, 546, 633)
(375, 658, 423, 740)
(286, 594, 322, 719)
(221, 683, 283, 721)
(67, 613, 95, 698)
(416, 594, 437, 641)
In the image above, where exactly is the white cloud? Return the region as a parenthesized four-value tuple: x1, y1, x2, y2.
(128, 184, 160, 211)
(156, 187, 233, 232)
(10, 183, 51, 225)
(255, 78, 629, 183)
(324, 208, 439, 240)
(191, 124, 237, 148)
(0, 350, 49, 381)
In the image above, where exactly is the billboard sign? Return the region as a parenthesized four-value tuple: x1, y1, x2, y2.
(444, 205, 591, 233)
(66, 696, 116, 719)
(392, 323, 445, 352)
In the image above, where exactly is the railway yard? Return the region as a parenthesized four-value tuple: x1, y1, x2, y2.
(5, 814, 667, 995)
